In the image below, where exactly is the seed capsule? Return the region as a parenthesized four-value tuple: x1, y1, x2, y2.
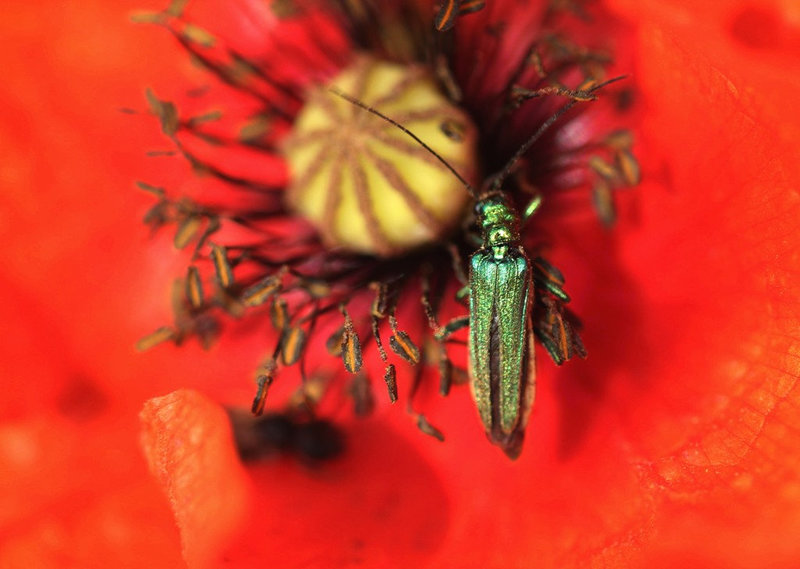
(283, 56, 478, 256)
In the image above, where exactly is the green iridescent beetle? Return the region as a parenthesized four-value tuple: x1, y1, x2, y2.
(468, 192, 536, 458)
(332, 78, 620, 458)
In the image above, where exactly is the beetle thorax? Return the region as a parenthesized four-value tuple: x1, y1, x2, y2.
(477, 195, 521, 256)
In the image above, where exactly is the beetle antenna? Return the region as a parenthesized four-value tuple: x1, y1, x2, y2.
(487, 75, 627, 192)
(331, 76, 625, 200)
(328, 87, 480, 199)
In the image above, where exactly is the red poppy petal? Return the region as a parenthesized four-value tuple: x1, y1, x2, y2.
(553, 0, 800, 566)
(140, 389, 251, 568)
(0, 282, 183, 568)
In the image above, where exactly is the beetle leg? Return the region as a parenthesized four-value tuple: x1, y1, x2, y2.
(435, 315, 469, 396)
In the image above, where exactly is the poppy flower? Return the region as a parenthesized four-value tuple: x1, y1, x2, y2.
(2, 0, 800, 568)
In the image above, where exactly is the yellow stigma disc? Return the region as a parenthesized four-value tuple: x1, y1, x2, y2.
(283, 55, 478, 256)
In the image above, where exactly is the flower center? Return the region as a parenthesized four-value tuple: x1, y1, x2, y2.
(282, 55, 478, 257)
